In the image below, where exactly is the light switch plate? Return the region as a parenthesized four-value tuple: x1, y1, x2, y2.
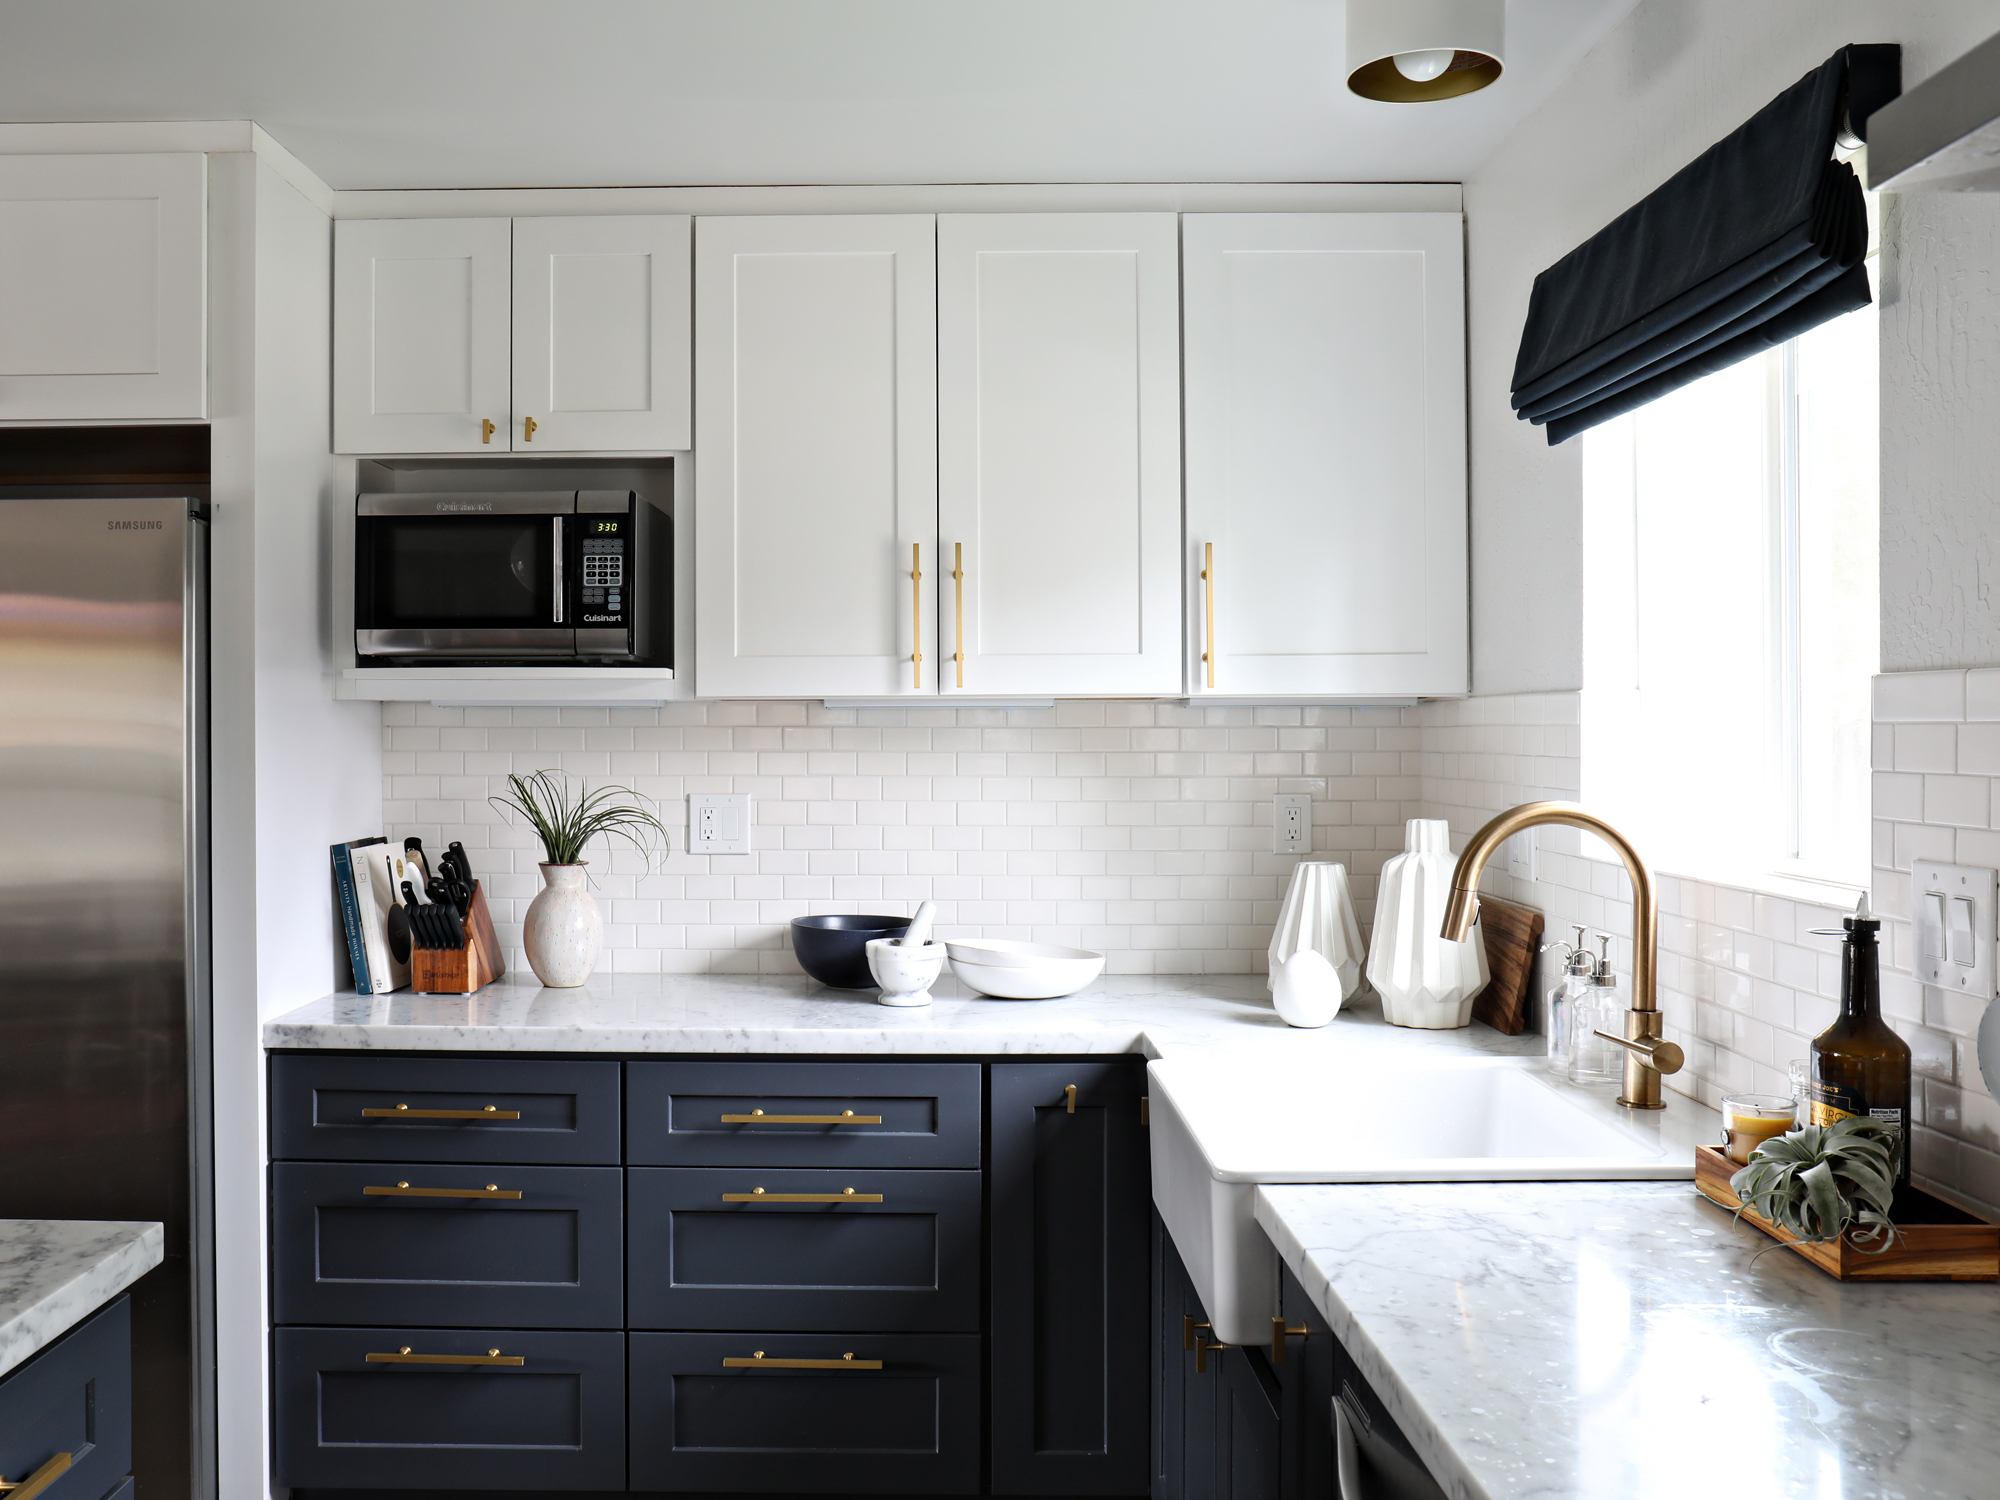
(688, 792, 751, 855)
(1912, 859, 1996, 997)
(1274, 794, 1310, 854)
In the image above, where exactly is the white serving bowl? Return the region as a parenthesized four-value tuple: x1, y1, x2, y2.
(946, 940, 1105, 1000)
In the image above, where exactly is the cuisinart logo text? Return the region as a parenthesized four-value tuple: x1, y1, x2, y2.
(106, 520, 164, 530)
(582, 613, 621, 623)
(434, 501, 494, 512)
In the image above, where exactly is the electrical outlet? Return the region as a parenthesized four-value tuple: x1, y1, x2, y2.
(1913, 859, 1997, 997)
(688, 792, 751, 855)
(1505, 829, 1536, 882)
(1274, 794, 1310, 854)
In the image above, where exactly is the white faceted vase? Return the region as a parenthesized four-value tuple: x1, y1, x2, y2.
(524, 862, 603, 988)
(1365, 820, 1489, 1029)
(1267, 862, 1365, 1027)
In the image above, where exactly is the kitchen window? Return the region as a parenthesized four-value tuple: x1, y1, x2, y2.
(1581, 257, 1878, 893)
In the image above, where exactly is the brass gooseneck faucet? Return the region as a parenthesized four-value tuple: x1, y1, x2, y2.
(1440, 801, 1684, 1110)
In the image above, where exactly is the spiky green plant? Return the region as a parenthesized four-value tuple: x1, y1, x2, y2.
(489, 769, 672, 868)
(1729, 1116, 1902, 1258)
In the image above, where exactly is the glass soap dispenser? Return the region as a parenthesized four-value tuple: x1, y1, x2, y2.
(1543, 923, 1592, 1077)
(1566, 933, 1623, 1089)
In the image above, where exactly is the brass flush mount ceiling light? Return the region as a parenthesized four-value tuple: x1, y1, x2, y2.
(1346, 0, 1505, 102)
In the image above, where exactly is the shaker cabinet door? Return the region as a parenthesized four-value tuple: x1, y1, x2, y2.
(1182, 213, 1467, 699)
(0, 154, 206, 421)
(511, 214, 691, 453)
(936, 213, 1183, 697)
(694, 214, 938, 697)
(334, 216, 513, 454)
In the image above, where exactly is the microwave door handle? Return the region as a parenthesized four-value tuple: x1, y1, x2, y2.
(552, 516, 564, 624)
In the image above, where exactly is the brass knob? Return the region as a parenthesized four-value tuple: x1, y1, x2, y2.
(483, 1105, 497, 1113)
(486, 1185, 498, 1192)
(753, 1350, 765, 1359)
(488, 1349, 500, 1357)
(751, 1108, 765, 1116)
(396, 1181, 409, 1189)
(752, 1187, 765, 1195)
(394, 1103, 409, 1112)
(399, 1346, 412, 1355)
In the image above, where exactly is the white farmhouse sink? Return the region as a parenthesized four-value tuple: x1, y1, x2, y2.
(1149, 1052, 1716, 1345)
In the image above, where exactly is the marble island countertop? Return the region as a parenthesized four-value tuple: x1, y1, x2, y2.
(0, 1220, 163, 1378)
(1256, 1180, 2000, 1500)
(263, 971, 1549, 1065)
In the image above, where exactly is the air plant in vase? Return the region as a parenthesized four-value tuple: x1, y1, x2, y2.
(489, 770, 673, 989)
(1729, 1116, 1902, 1260)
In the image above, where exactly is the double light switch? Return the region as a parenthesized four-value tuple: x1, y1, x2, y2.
(1912, 860, 1997, 997)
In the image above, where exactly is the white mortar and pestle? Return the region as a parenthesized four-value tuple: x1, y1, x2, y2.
(866, 901, 946, 1007)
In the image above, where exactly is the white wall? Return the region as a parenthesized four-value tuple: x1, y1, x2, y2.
(1462, 0, 2000, 696)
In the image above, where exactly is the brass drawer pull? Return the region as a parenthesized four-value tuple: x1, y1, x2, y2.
(1184, 1318, 1229, 1373)
(1064, 1084, 1077, 1114)
(721, 1187, 884, 1203)
(1200, 542, 1216, 688)
(363, 1182, 523, 1199)
(723, 1351, 883, 1370)
(0, 1452, 71, 1500)
(909, 542, 924, 688)
(361, 1104, 522, 1120)
(1271, 1318, 1310, 1365)
(719, 1109, 883, 1124)
(366, 1347, 525, 1366)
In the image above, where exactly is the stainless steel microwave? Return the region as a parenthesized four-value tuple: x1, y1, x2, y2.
(354, 489, 671, 664)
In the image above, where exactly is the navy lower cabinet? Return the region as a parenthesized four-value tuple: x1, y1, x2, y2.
(989, 1062, 1150, 1496)
(628, 1332, 981, 1493)
(627, 1166, 980, 1332)
(1274, 1265, 1334, 1500)
(0, 1297, 132, 1500)
(273, 1327, 627, 1490)
(273, 1162, 625, 1329)
(1154, 1221, 1280, 1500)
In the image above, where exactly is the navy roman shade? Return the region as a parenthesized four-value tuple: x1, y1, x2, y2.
(1511, 45, 1900, 445)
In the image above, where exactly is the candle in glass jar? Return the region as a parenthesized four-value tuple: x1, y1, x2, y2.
(1721, 1093, 1797, 1165)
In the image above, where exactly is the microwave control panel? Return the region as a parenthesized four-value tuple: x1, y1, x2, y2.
(578, 517, 628, 626)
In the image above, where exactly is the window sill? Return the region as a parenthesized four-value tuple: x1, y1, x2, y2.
(1576, 847, 1864, 912)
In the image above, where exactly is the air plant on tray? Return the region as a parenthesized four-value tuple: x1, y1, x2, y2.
(1729, 1115, 1902, 1259)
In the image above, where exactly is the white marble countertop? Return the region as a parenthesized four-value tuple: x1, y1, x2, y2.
(0, 1220, 163, 1378)
(1256, 1180, 2000, 1500)
(262, 971, 1548, 1065)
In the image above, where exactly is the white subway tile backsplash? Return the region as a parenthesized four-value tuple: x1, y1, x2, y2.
(1873, 667, 1966, 723)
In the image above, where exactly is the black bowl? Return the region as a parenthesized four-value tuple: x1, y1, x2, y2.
(790, 913, 913, 989)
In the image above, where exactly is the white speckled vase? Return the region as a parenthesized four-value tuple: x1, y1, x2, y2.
(524, 863, 602, 988)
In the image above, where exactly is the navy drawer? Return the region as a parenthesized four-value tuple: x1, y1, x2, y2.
(0, 1298, 130, 1500)
(626, 1061, 980, 1168)
(628, 1332, 980, 1494)
(271, 1055, 620, 1165)
(274, 1327, 625, 1491)
(273, 1162, 623, 1329)
(627, 1167, 980, 1332)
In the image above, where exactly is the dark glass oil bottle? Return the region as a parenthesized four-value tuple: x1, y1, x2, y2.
(1808, 896, 1912, 1186)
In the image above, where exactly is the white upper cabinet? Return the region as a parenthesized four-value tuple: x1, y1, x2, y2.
(511, 215, 691, 452)
(1183, 213, 1467, 699)
(334, 217, 512, 454)
(334, 214, 691, 455)
(936, 214, 1182, 697)
(0, 154, 206, 422)
(694, 215, 937, 698)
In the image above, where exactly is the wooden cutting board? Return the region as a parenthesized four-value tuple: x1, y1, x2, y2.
(1470, 896, 1543, 1035)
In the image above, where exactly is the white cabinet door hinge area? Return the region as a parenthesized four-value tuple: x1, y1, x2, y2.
(334, 217, 512, 454)
(0, 153, 207, 421)
(937, 213, 1183, 696)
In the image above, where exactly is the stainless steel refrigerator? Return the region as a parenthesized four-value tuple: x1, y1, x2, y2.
(0, 495, 212, 1500)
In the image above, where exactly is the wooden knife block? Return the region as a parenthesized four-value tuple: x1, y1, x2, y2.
(410, 880, 506, 995)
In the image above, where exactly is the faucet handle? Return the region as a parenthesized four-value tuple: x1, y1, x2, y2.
(1592, 1028, 1685, 1075)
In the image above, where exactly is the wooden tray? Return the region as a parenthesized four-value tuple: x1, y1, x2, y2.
(1695, 1143, 1999, 1281)
(409, 880, 507, 995)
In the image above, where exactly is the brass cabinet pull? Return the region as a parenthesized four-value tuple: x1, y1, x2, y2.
(480, 418, 495, 444)
(951, 542, 965, 687)
(1271, 1318, 1310, 1365)
(366, 1347, 525, 1366)
(523, 415, 538, 442)
(1200, 542, 1216, 688)
(0, 1452, 71, 1500)
(719, 1109, 884, 1124)
(1064, 1084, 1078, 1115)
(910, 542, 924, 688)
(1184, 1318, 1229, 1373)
(723, 1351, 883, 1370)
(721, 1187, 884, 1203)
(361, 1104, 522, 1120)
(363, 1182, 523, 1199)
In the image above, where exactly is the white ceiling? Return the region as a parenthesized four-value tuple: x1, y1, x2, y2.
(0, 1, 1640, 191)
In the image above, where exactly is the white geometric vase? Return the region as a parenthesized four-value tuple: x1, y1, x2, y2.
(1266, 862, 1365, 1028)
(1365, 819, 1489, 1029)
(524, 862, 603, 987)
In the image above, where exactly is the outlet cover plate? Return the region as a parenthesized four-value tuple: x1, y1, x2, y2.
(1274, 794, 1310, 855)
(688, 792, 751, 855)
(1505, 829, 1536, 883)
(1912, 859, 1996, 998)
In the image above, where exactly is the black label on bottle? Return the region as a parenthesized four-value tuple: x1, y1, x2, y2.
(1808, 1081, 1865, 1127)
